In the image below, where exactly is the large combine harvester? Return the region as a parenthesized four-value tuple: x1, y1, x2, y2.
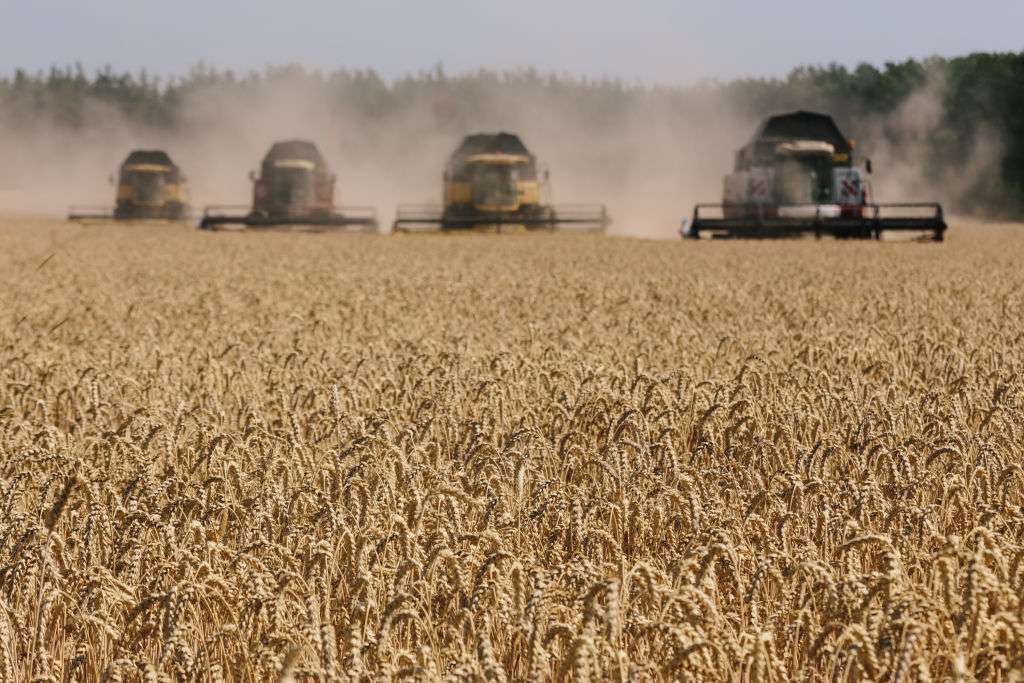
(199, 140, 378, 232)
(393, 132, 609, 232)
(68, 150, 190, 222)
(683, 111, 947, 241)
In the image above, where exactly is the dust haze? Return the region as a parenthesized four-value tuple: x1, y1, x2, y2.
(857, 76, 1002, 210)
(0, 68, 980, 237)
(0, 72, 754, 238)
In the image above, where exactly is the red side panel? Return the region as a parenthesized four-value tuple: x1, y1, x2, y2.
(314, 172, 336, 211)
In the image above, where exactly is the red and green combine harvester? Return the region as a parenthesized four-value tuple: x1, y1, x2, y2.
(199, 140, 378, 232)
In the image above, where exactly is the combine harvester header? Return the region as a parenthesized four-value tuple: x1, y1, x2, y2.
(393, 132, 609, 233)
(200, 140, 378, 232)
(683, 111, 947, 241)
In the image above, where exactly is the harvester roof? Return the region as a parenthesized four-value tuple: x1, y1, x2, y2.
(464, 153, 532, 165)
(448, 133, 536, 178)
(453, 133, 532, 159)
(751, 111, 852, 154)
(122, 150, 176, 168)
(262, 140, 328, 170)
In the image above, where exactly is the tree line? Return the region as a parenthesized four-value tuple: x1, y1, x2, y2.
(1, 53, 1022, 217)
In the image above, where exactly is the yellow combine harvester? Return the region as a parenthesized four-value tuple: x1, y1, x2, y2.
(69, 150, 190, 221)
(393, 132, 609, 232)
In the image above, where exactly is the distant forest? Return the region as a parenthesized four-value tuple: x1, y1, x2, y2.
(2, 52, 1022, 217)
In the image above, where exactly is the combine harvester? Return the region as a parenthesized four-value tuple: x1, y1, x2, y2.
(199, 140, 378, 232)
(683, 111, 947, 241)
(393, 132, 609, 232)
(68, 150, 190, 222)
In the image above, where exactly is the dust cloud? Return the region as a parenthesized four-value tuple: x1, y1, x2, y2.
(857, 77, 1002, 211)
(0, 71, 760, 238)
(0, 67, 980, 238)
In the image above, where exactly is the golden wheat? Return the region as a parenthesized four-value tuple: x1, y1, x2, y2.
(0, 217, 1022, 680)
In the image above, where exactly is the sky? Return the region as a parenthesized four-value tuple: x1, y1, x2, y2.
(0, 1, 1021, 85)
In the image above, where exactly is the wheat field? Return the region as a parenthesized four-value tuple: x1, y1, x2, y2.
(0, 217, 1022, 681)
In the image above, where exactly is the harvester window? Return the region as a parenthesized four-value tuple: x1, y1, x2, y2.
(471, 164, 520, 185)
(775, 156, 834, 204)
(270, 167, 313, 206)
(469, 164, 520, 206)
(123, 170, 169, 203)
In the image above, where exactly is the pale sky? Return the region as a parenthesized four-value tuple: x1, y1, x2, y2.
(0, 1, 1021, 85)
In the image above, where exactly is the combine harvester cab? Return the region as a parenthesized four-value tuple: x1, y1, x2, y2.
(683, 111, 946, 241)
(68, 150, 190, 222)
(199, 140, 378, 232)
(393, 132, 609, 233)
